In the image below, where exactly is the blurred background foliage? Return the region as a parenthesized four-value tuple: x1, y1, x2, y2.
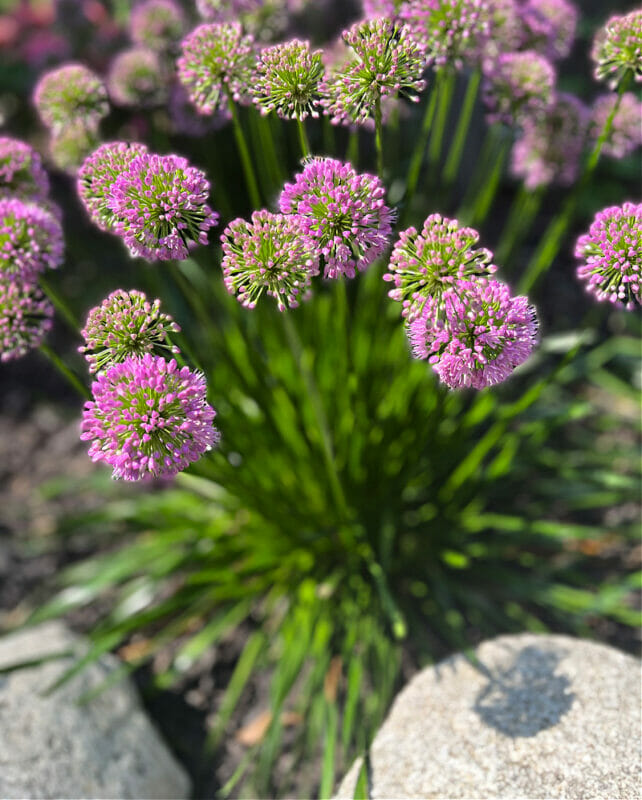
(0, 0, 640, 797)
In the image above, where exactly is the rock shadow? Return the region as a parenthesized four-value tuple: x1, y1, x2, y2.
(473, 645, 575, 738)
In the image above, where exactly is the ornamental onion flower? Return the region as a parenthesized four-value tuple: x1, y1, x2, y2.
(591, 10, 642, 90)
(279, 157, 394, 279)
(384, 214, 496, 318)
(408, 277, 538, 389)
(108, 152, 219, 261)
(49, 121, 100, 175)
(483, 50, 556, 126)
(399, 0, 491, 69)
(575, 202, 641, 310)
(0, 136, 49, 202)
(78, 141, 149, 232)
(130, 0, 185, 51)
(362, 0, 398, 16)
(591, 93, 642, 160)
(484, 0, 522, 55)
(511, 92, 589, 190)
(521, 0, 579, 62)
(177, 22, 255, 115)
(0, 198, 64, 282)
(252, 40, 324, 121)
(195, 0, 290, 42)
(33, 63, 109, 133)
(80, 289, 181, 373)
(80, 354, 219, 481)
(0, 279, 54, 362)
(321, 17, 426, 126)
(107, 47, 167, 108)
(221, 210, 319, 310)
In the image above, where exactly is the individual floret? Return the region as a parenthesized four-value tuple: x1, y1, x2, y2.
(108, 152, 219, 261)
(384, 214, 496, 318)
(408, 277, 538, 389)
(177, 22, 255, 115)
(321, 17, 426, 126)
(0, 136, 49, 202)
(80, 289, 181, 373)
(80, 354, 219, 481)
(575, 202, 641, 309)
(279, 157, 394, 279)
(253, 40, 324, 121)
(592, 10, 642, 90)
(33, 62, 109, 133)
(0, 279, 54, 362)
(0, 198, 64, 282)
(221, 210, 319, 310)
(77, 141, 149, 232)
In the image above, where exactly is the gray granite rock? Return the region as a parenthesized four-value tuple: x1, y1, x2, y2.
(0, 621, 190, 799)
(336, 633, 641, 799)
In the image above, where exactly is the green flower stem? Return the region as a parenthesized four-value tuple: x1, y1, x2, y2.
(346, 127, 359, 168)
(466, 131, 510, 226)
(297, 117, 311, 160)
(374, 95, 384, 178)
(427, 68, 456, 170)
(38, 275, 80, 333)
(256, 111, 285, 190)
(228, 97, 262, 209)
(281, 312, 350, 523)
(39, 343, 91, 400)
(496, 184, 545, 266)
(402, 76, 441, 226)
(442, 69, 481, 186)
(518, 76, 631, 295)
(365, 552, 407, 640)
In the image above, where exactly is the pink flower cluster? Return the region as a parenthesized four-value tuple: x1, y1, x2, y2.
(0, 136, 50, 202)
(0, 197, 64, 283)
(81, 354, 219, 481)
(0, 279, 53, 363)
(575, 202, 641, 310)
(483, 50, 556, 126)
(592, 10, 642, 89)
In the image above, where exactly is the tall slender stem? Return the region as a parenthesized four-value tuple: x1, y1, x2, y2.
(346, 127, 359, 167)
(322, 117, 335, 156)
(467, 136, 509, 226)
(374, 95, 384, 178)
(297, 117, 310, 160)
(519, 77, 631, 295)
(281, 312, 349, 521)
(496, 184, 545, 265)
(427, 68, 455, 170)
(39, 343, 90, 400)
(39, 275, 80, 332)
(403, 75, 441, 222)
(442, 69, 481, 185)
(228, 97, 262, 209)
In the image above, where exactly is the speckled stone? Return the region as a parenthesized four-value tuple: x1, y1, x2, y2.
(336, 633, 641, 799)
(0, 622, 190, 799)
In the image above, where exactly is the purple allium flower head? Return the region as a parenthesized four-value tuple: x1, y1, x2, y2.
(591, 92, 642, 160)
(80, 289, 181, 373)
(321, 17, 427, 127)
(575, 202, 641, 310)
(592, 10, 642, 90)
(520, 0, 578, 62)
(483, 50, 556, 126)
(362, 0, 398, 17)
(408, 277, 538, 389)
(107, 47, 167, 108)
(279, 157, 394, 279)
(177, 22, 255, 115)
(221, 210, 319, 310)
(384, 213, 496, 318)
(33, 63, 109, 133)
(196, 0, 260, 20)
(80, 354, 219, 481)
(49, 121, 100, 175)
(511, 92, 589, 190)
(253, 39, 324, 121)
(0, 137, 49, 202)
(196, 0, 290, 42)
(399, 0, 491, 69)
(0, 279, 54, 362)
(130, 0, 185, 51)
(78, 142, 149, 232)
(108, 153, 219, 261)
(484, 0, 521, 55)
(0, 198, 64, 283)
